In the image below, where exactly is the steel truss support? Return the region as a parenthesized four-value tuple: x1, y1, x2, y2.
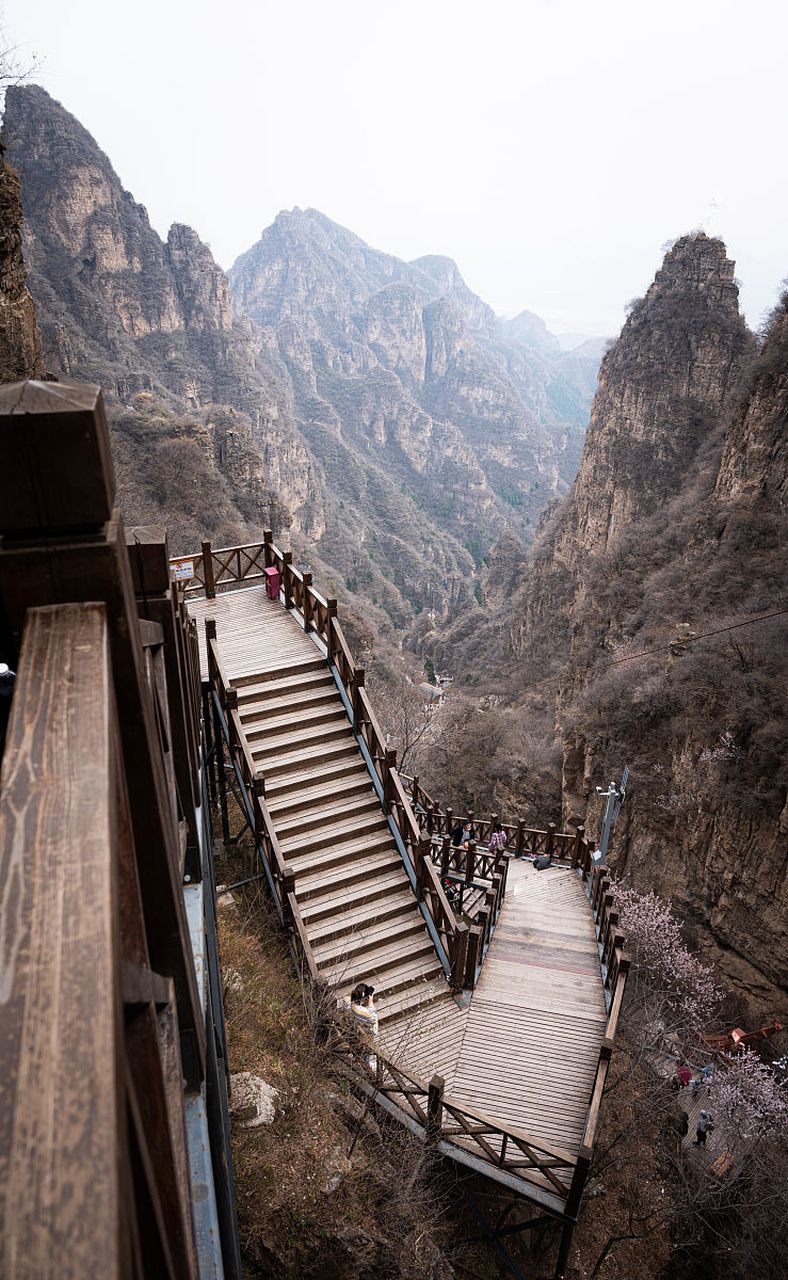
(454, 1175, 576, 1280)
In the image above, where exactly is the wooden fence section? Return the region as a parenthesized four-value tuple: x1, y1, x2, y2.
(330, 1029, 577, 1213)
(190, 536, 475, 992)
(0, 381, 240, 1279)
(403, 772, 597, 870)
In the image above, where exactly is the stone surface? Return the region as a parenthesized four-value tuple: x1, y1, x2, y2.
(0, 143, 43, 381)
(229, 1072, 280, 1128)
(436, 239, 787, 1014)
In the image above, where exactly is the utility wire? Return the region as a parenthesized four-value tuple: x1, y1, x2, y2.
(515, 605, 788, 698)
(605, 606, 788, 668)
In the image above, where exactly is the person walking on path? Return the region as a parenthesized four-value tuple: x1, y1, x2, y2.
(694, 1110, 714, 1147)
(350, 983, 379, 1038)
(489, 822, 508, 855)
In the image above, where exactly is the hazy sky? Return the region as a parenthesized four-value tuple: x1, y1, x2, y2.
(5, 0, 786, 334)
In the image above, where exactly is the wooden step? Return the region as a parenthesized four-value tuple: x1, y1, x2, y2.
(244, 703, 347, 744)
(232, 656, 326, 689)
(267, 772, 373, 820)
(281, 810, 389, 861)
(328, 943, 442, 999)
(239, 683, 339, 720)
(299, 867, 412, 923)
(257, 736, 359, 778)
(313, 911, 425, 968)
(376, 977, 452, 1027)
(236, 668, 334, 705)
(252, 719, 352, 760)
(287, 829, 393, 879)
(295, 847, 402, 901)
(276, 794, 381, 840)
(306, 888, 417, 946)
(263, 756, 369, 799)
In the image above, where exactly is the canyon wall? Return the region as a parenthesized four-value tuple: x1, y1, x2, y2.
(0, 141, 43, 381)
(434, 236, 787, 1012)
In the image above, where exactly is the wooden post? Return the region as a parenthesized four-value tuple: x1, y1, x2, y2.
(282, 550, 294, 608)
(427, 1074, 445, 1144)
(564, 1143, 592, 1218)
(213, 699, 231, 845)
(573, 824, 585, 869)
(326, 598, 337, 658)
(440, 835, 451, 879)
(546, 821, 556, 859)
(464, 839, 476, 886)
(478, 906, 491, 948)
(446, 807, 453, 840)
(554, 1222, 576, 1280)
(201, 540, 215, 599)
(492, 871, 503, 920)
(263, 528, 273, 568)
(353, 667, 365, 734)
(465, 926, 482, 988)
(281, 866, 296, 926)
(450, 922, 468, 993)
(516, 817, 525, 858)
(417, 834, 431, 878)
(303, 571, 313, 630)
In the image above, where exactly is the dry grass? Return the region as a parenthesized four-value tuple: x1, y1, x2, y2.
(217, 867, 457, 1279)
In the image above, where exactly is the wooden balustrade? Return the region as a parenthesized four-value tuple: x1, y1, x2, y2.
(175, 536, 615, 1008)
(331, 1024, 577, 1206)
(402, 773, 596, 871)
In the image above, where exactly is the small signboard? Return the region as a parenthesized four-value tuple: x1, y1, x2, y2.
(171, 560, 195, 583)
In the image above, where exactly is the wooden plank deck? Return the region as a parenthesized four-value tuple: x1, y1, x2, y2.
(189, 585, 317, 682)
(186, 585, 609, 1173)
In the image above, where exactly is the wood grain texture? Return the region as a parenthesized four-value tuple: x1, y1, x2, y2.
(0, 603, 121, 1278)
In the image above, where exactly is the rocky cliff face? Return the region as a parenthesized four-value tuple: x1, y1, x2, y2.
(440, 238, 787, 1013)
(2, 84, 320, 552)
(228, 208, 600, 629)
(0, 142, 43, 381)
(3, 84, 601, 638)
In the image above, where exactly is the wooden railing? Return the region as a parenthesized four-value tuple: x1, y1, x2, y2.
(184, 533, 471, 991)
(428, 836, 508, 985)
(329, 1021, 577, 1210)
(178, 530, 631, 1228)
(0, 382, 242, 1277)
(401, 773, 598, 872)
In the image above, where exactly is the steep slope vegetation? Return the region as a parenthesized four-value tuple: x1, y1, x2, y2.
(429, 236, 788, 1012)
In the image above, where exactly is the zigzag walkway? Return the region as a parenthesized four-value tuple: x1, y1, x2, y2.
(190, 583, 610, 1175)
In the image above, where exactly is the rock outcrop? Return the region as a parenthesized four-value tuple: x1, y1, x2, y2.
(433, 238, 787, 1013)
(0, 142, 43, 381)
(2, 84, 319, 552)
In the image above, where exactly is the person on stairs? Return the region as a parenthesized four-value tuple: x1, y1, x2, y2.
(451, 819, 475, 849)
(350, 983, 379, 1069)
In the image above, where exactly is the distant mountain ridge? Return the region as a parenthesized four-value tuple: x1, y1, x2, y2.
(2, 84, 602, 641)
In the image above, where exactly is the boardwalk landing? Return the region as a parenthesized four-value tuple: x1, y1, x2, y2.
(190, 585, 608, 1166)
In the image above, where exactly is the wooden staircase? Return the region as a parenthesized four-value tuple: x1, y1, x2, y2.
(234, 655, 452, 1030)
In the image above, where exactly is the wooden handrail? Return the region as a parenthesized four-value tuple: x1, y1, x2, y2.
(332, 1024, 577, 1202)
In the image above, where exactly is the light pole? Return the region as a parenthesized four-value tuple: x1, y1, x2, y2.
(592, 766, 629, 866)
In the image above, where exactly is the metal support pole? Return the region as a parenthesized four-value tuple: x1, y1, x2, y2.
(554, 1221, 575, 1280)
(212, 696, 231, 844)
